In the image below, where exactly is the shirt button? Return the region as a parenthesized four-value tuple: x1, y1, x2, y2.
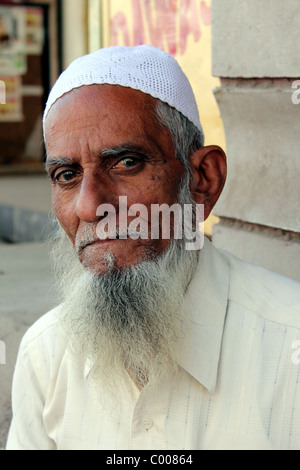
(143, 418, 153, 431)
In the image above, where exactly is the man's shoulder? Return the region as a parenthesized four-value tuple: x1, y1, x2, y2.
(20, 305, 62, 355)
(220, 248, 300, 329)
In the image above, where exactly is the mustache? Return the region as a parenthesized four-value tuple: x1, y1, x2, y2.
(75, 226, 99, 256)
(75, 223, 149, 256)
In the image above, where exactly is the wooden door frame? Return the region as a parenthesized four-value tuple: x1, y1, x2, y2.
(25, 0, 61, 86)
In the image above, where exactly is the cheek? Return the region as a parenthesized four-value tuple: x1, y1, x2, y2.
(52, 191, 78, 244)
(144, 176, 182, 205)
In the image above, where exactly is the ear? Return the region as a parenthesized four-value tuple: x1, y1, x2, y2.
(189, 145, 227, 220)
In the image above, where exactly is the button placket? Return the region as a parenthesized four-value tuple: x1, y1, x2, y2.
(143, 418, 153, 431)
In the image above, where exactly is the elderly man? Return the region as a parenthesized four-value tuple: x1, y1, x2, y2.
(7, 46, 300, 450)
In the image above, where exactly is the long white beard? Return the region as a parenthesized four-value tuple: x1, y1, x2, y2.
(49, 174, 200, 394)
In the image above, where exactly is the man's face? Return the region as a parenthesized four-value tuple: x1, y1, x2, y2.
(45, 84, 185, 275)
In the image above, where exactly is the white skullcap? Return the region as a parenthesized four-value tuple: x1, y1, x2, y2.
(43, 45, 203, 135)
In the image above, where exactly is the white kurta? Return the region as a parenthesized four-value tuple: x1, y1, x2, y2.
(6, 239, 300, 450)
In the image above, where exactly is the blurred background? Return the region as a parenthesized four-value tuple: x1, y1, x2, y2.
(0, 0, 299, 449)
(0, 0, 225, 169)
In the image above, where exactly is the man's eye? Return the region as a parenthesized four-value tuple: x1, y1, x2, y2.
(54, 170, 76, 183)
(113, 157, 140, 169)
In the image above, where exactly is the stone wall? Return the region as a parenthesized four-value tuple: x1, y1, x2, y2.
(211, 0, 300, 282)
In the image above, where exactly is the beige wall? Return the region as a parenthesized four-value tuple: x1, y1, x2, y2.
(211, 0, 300, 281)
(62, 0, 87, 69)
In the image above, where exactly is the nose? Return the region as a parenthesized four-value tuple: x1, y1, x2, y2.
(75, 172, 113, 223)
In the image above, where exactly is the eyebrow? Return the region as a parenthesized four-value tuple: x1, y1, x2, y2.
(45, 156, 74, 175)
(45, 141, 161, 175)
(100, 142, 161, 161)
(102, 144, 136, 156)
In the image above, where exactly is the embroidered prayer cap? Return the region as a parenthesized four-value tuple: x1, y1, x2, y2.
(43, 45, 203, 135)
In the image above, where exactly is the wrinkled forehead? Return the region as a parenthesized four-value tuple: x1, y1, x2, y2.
(44, 84, 174, 160)
(45, 84, 157, 131)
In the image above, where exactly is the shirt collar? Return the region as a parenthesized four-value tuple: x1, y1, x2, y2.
(178, 237, 230, 393)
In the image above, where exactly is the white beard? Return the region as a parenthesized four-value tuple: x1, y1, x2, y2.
(49, 174, 200, 395)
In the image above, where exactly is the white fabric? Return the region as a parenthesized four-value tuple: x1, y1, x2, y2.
(6, 239, 300, 450)
(43, 45, 203, 134)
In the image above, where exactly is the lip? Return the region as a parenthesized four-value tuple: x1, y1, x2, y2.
(80, 238, 121, 252)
